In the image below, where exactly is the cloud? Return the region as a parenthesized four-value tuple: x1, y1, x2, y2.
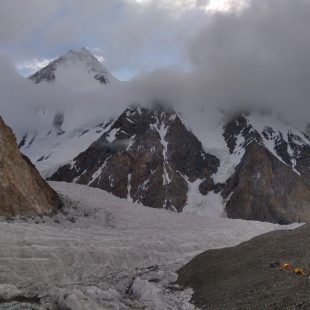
(119, 0, 310, 130)
(128, 0, 247, 15)
(0, 54, 133, 140)
(1, 0, 310, 137)
(0, 0, 247, 76)
(0, 57, 41, 137)
(0, 1, 61, 44)
(182, 0, 310, 127)
(16, 58, 54, 77)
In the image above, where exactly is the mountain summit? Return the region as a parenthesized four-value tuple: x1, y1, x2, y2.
(19, 96, 310, 224)
(22, 48, 117, 151)
(221, 112, 310, 224)
(49, 104, 220, 211)
(29, 47, 115, 85)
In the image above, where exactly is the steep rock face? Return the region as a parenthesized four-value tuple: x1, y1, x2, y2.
(0, 117, 60, 217)
(223, 142, 310, 224)
(223, 113, 263, 154)
(50, 105, 220, 211)
(223, 112, 310, 182)
(221, 113, 310, 224)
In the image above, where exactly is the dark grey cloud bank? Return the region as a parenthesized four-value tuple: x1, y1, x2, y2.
(0, 0, 309, 136)
(0, 0, 203, 73)
(133, 0, 310, 127)
(186, 0, 310, 125)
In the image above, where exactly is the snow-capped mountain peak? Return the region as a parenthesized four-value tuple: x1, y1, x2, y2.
(49, 103, 220, 212)
(29, 47, 115, 85)
(20, 101, 310, 224)
(223, 111, 310, 179)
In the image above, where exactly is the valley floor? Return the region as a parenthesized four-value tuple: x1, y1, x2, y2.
(0, 182, 300, 309)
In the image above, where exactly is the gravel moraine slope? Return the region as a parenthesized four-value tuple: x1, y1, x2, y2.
(178, 224, 310, 310)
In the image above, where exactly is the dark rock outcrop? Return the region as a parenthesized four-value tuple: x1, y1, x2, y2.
(223, 142, 310, 224)
(222, 113, 310, 224)
(52, 112, 65, 135)
(0, 117, 60, 217)
(178, 224, 310, 310)
(49, 104, 220, 211)
(223, 113, 263, 154)
(199, 178, 215, 195)
(223, 113, 310, 182)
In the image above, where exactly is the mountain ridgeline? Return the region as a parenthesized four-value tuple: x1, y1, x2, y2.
(222, 113, 310, 224)
(49, 105, 220, 212)
(29, 47, 114, 85)
(21, 48, 310, 224)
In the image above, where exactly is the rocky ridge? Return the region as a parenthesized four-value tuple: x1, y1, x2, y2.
(49, 104, 220, 211)
(0, 117, 60, 217)
(222, 113, 310, 224)
(18, 49, 310, 224)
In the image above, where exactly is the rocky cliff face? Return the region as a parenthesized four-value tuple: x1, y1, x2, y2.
(222, 113, 310, 224)
(223, 112, 310, 181)
(48, 108, 310, 222)
(0, 117, 60, 217)
(223, 142, 310, 224)
(50, 104, 220, 211)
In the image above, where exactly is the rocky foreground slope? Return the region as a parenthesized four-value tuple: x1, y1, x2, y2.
(0, 117, 60, 217)
(178, 224, 310, 310)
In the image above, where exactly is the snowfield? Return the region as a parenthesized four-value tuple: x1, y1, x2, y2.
(0, 182, 300, 309)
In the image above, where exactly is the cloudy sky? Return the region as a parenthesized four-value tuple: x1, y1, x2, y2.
(0, 0, 247, 80)
(0, 0, 310, 134)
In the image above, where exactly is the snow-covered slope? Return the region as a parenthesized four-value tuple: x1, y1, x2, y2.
(21, 101, 310, 221)
(222, 111, 310, 181)
(0, 182, 299, 309)
(179, 109, 310, 219)
(20, 120, 113, 178)
(49, 104, 220, 211)
(29, 47, 116, 87)
(184, 109, 310, 185)
(19, 51, 310, 220)
(19, 48, 122, 176)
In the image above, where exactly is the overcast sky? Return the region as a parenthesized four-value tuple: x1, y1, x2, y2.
(0, 0, 247, 80)
(0, 0, 309, 135)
